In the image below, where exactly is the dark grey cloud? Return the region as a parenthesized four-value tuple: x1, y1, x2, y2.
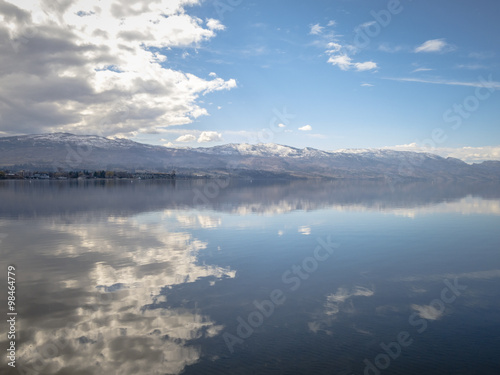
(0, 0, 235, 137)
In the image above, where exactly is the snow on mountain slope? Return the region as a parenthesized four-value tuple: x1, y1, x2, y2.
(331, 148, 444, 161)
(1, 133, 496, 180)
(193, 143, 304, 157)
(194, 143, 340, 158)
(1, 133, 450, 161)
(193, 142, 450, 162)
(16, 133, 156, 150)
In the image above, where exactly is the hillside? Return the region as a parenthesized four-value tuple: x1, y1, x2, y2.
(0, 133, 499, 181)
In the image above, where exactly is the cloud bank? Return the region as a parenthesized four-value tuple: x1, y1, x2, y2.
(385, 143, 500, 163)
(0, 0, 236, 137)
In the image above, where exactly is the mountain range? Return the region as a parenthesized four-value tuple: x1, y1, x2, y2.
(0, 133, 499, 181)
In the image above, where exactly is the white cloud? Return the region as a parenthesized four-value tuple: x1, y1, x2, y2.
(326, 42, 342, 54)
(354, 61, 378, 71)
(384, 143, 500, 163)
(298, 125, 312, 131)
(208, 72, 217, 77)
(312, 20, 378, 72)
(206, 18, 225, 31)
(435, 146, 500, 163)
(197, 131, 222, 143)
(328, 54, 353, 71)
(361, 83, 374, 87)
(0, 0, 236, 137)
(356, 20, 376, 30)
(327, 53, 377, 72)
(414, 38, 452, 53)
(309, 23, 324, 35)
(327, 20, 336, 27)
(278, 123, 286, 128)
(383, 77, 500, 90)
(411, 67, 433, 73)
(176, 134, 197, 142)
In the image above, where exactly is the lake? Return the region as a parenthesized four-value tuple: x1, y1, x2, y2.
(1, 179, 500, 375)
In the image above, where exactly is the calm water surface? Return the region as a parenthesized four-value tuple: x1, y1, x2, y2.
(1, 179, 499, 374)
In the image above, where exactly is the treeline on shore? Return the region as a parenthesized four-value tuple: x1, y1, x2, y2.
(0, 169, 176, 180)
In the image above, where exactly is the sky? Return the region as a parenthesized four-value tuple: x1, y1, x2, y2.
(0, 0, 499, 162)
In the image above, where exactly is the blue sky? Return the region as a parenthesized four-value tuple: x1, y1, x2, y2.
(151, 0, 500, 152)
(0, 0, 499, 161)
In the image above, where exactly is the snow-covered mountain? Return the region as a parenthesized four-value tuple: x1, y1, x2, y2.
(193, 143, 308, 158)
(0, 133, 498, 181)
(14, 133, 159, 150)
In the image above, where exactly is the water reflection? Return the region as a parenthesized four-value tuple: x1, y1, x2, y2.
(1, 179, 500, 219)
(0, 180, 499, 374)
(307, 285, 375, 337)
(0, 210, 234, 374)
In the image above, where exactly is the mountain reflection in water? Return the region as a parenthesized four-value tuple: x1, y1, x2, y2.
(0, 179, 499, 375)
